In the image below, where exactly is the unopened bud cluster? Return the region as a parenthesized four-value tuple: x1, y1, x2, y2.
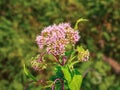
(31, 60, 47, 71)
(78, 50, 89, 62)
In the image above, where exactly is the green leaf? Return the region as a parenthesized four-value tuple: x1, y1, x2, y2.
(103, 32, 110, 41)
(61, 66, 83, 90)
(23, 64, 37, 81)
(69, 70, 83, 90)
(74, 18, 88, 30)
(61, 65, 72, 83)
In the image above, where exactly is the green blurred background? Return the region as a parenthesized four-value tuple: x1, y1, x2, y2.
(0, 0, 120, 90)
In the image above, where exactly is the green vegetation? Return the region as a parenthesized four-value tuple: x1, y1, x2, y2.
(0, 0, 120, 90)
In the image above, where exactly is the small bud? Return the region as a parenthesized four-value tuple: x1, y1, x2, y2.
(62, 56, 67, 65)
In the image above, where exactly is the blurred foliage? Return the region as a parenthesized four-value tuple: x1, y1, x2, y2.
(0, 0, 120, 90)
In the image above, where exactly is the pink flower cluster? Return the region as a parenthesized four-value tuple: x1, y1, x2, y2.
(36, 23, 80, 55)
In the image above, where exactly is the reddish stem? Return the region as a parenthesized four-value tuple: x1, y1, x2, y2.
(52, 78, 64, 90)
(52, 54, 63, 66)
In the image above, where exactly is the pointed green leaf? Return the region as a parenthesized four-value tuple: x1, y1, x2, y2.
(23, 64, 37, 81)
(69, 70, 83, 90)
(74, 18, 88, 30)
(61, 65, 72, 83)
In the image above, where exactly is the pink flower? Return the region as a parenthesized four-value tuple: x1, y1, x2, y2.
(36, 23, 80, 55)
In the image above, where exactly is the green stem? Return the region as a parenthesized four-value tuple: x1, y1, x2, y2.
(69, 61, 80, 68)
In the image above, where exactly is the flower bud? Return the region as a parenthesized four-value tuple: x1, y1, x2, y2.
(77, 46, 89, 62)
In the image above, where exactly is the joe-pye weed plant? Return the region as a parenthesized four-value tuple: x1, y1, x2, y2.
(24, 18, 89, 90)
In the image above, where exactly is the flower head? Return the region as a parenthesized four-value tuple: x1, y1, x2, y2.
(78, 50, 89, 62)
(77, 46, 89, 62)
(31, 59, 47, 71)
(36, 23, 80, 56)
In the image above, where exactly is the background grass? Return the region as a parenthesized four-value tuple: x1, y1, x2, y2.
(0, 0, 120, 90)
